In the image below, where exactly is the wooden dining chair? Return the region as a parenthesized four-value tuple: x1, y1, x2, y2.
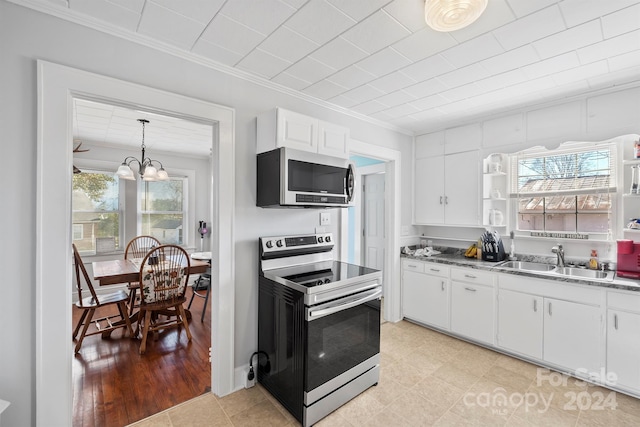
(136, 244, 192, 354)
(72, 244, 133, 353)
(124, 235, 160, 315)
(187, 267, 211, 323)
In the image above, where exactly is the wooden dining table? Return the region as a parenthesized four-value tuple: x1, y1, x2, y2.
(92, 258, 209, 286)
(92, 257, 210, 332)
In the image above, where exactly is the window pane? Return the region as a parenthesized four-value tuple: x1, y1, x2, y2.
(141, 213, 184, 244)
(518, 214, 544, 231)
(72, 172, 120, 251)
(141, 180, 183, 211)
(577, 213, 610, 233)
(545, 214, 576, 232)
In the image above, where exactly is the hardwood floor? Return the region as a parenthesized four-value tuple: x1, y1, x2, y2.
(72, 291, 212, 427)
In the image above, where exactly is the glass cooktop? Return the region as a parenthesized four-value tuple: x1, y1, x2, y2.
(273, 261, 379, 289)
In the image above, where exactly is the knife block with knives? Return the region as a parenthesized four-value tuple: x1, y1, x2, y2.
(481, 230, 506, 262)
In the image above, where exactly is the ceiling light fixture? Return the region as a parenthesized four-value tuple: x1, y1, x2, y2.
(115, 119, 169, 181)
(425, 0, 488, 32)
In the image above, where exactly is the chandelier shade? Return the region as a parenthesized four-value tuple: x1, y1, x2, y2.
(115, 119, 169, 181)
(424, 0, 488, 32)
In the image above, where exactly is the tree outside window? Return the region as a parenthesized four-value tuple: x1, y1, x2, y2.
(140, 179, 185, 244)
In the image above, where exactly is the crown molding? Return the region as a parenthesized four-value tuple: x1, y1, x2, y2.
(7, 0, 414, 137)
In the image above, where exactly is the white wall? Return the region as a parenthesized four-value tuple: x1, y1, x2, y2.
(0, 3, 413, 425)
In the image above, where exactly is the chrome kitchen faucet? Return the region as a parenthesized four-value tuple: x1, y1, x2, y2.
(552, 244, 565, 267)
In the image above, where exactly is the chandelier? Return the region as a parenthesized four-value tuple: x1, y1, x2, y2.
(425, 0, 488, 32)
(115, 119, 168, 181)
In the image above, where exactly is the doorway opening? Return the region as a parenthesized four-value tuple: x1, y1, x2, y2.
(37, 61, 236, 426)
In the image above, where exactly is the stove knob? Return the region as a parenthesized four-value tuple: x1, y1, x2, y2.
(325, 235, 331, 243)
(317, 280, 324, 286)
(265, 240, 273, 249)
(276, 239, 283, 247)
(324, 278, 331, 283)
(317, 236, 324, 243)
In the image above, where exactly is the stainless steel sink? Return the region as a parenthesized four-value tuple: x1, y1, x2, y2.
(498, 260, 556, 272)
(554, 266, 614, 281)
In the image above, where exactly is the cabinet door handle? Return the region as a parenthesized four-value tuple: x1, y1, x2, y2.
(464, 287, 477, 292)
(464, 274, 477, 279)
(439, 196, 443, 205)
(548, 302, 552, 316)
(441, 281, 445, 291)
(533, 299, 537, 312)
(445, 196, 449, 205)
(408, 264, 417, 268)
(614, 314, 618, 330)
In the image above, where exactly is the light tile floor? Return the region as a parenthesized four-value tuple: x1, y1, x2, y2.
(129, 320, 640, 426)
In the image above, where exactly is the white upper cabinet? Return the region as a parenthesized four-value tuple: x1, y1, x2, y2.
(587, 87, 640, 137)
(257, 108, 350, 158)
(414, 150, 480, 226)
(526, 101, 583, 142)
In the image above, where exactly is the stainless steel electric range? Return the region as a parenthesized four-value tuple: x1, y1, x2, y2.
(258, 232, 382, 427)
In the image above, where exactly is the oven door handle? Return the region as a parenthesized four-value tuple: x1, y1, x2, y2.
(306, 288, 382, 321)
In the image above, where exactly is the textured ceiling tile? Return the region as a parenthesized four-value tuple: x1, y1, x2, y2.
(259, 26, 319, 63)
(493, 5, 566, 50)
(368, 71, 416, 93)
(327, 65, 377, 89)
(285, 0, 356, 44)
(70, 0, 141, 31)
(440, 33, 505, 68)
(521, 52, 581, 79)
(271, 72, 312, 90)
(328, 94, 360, 108)
(601, 3, 640, 39)
(285, 57, 337, 83)
(192, 39, 244, 66)
(392, 28, 458, 62)
(309, 37, 368, 70)
(505, 0, 559, 18)
(577, 30, 640, 64)
(236, 49, 292, 79)
(440, 82, 486, 102)
(375, 89, 417, 107)
(552, 60, 609, 86)
(448, 0, 516, 43)
(383, 0, 428, 32)
(138, 2, 206, 49)
(220, 0, 296, 36)
(532, 20, 602, 59)
(408, 93, 449, 110)
(350, 99, 389, 115)
(342, 10, 411, 54)
(479, 44, 540, 75)
(355, 48, 411, 77)
(380, 102, 420, 119)
(474, 69, 528, 92)
(149, 0, 225, 24)
(607, 50, 640, 71)
(341, 84, 385, 104)
(437, 63, 491, 88)
(401, 54, 455, 81)
(326, 0, 391, 21)
(303, 79, 349, 100)
(406, 78, 449, 98)
(200, 14, 264, 56)
(109, 0, 145, 14)
(559, 0, 639, 27)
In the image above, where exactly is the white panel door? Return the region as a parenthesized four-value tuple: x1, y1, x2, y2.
(544, 298, 603, 375)
(497, 289, 543, 359)
(363, 173, 385, 276)
(403, 270, 449, 329)
(607, 309, 640, 391)
(414, 156, 444, 224)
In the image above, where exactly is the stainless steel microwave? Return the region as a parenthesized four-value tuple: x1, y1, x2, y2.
(257, 147, 355, 208)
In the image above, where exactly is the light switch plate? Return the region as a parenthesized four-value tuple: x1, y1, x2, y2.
(320, 212, 331, 226)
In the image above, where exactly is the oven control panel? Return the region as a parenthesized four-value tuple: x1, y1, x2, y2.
(261, 233, 333, 254)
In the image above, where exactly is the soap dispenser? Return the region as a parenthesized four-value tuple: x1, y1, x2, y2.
(589, 250, 599, 270)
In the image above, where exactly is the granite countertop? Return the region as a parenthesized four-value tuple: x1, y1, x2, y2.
(400, 248, 640, 292)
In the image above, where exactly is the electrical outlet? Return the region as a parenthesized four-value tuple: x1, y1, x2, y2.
(245, 369, 256, 388)
(320, 212, 330, 226)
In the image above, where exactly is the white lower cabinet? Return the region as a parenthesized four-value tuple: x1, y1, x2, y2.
(543, 298, 602, 375)
(402, 260, 449, 329)
(497, 289, 543, 359)
(450, 268, 495, 345)
(606, 291, 640, 392)
(497, 274, 604, 377)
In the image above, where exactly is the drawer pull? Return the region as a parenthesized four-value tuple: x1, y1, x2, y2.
(408, 264, 417, 268)
(614, 314, 618, 330)
(464, 287, 477, 292)
(548, 302, 552, 316)
(439, 196, 443, 205)
(430, 268, 441, 272)
(464, 274, 477, 279)
(533, 299, 537, 312)
(441, 281, 445, 291)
